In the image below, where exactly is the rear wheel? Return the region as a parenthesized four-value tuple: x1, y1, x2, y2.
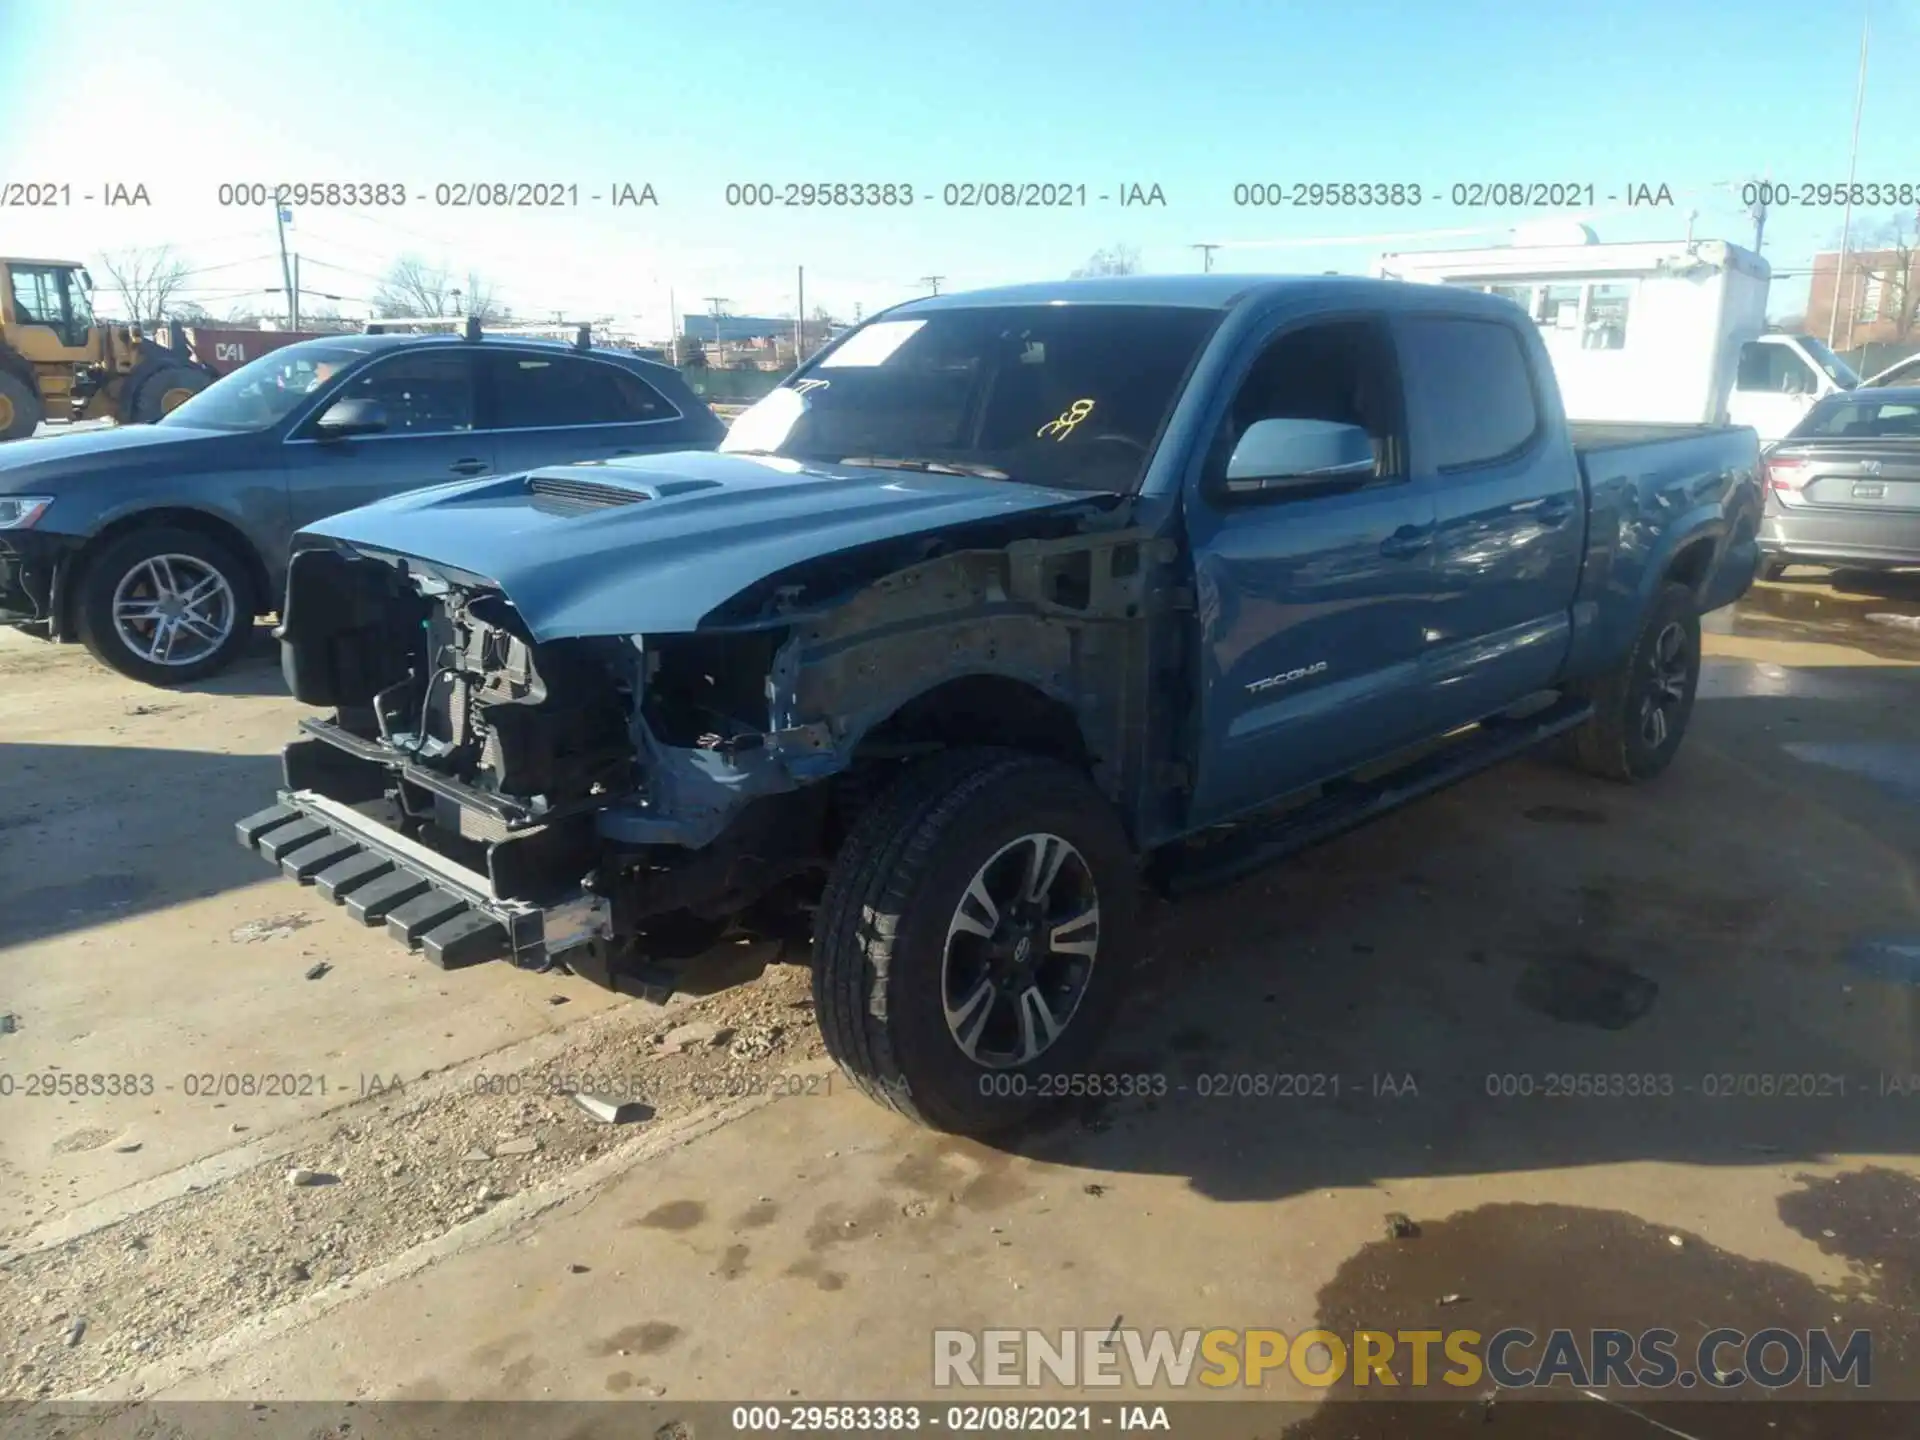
(0, 370, 44, 441)
(127, 366, 209, 423)
(75, 526, 257, 685)
(813, 749, 1139, 1134)
(1565, 582, 1702, 783)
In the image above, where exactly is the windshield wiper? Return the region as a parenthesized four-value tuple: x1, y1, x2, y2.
(837, 455, 1012, 481)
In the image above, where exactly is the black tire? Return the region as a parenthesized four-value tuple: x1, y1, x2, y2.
(75, 526, 257, 685)
(0, 369, 44, 441)
(127, 365, 209, 423)
(814, 748, 1140, 1134)
(1760, 556, 1792, 582)
(1565, 582, 1702, 783)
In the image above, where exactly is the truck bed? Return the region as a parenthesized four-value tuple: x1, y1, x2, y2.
(1570, 419, 1764, 619)
(1569, 420, 1742, 451)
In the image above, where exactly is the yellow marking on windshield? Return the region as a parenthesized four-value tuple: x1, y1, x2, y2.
(1037, 398, 1095, 441)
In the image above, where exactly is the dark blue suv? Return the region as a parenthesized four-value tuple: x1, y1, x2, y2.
(0, 329, 723, 683)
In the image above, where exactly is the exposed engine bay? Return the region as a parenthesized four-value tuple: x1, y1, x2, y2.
(273, 545, 840, 985)
(261, 509, 1158, 991)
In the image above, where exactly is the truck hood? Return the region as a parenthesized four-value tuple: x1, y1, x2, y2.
(0, 423, 237, 490)
(299, 450, 1106, 640)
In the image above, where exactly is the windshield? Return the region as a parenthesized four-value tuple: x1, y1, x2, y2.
(1793, 335, 1862, 390)
(158, 344, 367, 432)
(718, 304, 1222, 493)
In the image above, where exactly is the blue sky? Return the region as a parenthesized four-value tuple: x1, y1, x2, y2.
(3, 0, 1916, 333)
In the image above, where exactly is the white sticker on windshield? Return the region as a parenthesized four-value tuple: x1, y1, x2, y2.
(818, 319, 926, 368)
(719, 385, 807, 454)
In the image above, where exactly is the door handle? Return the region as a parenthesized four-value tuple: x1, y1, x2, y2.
(449, 458, 490, 476)
(1534, 497, 1575, 525)
(1379, 525, 1432, 560)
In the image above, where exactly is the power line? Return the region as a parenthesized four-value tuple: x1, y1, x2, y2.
(175, 253, 283, 279)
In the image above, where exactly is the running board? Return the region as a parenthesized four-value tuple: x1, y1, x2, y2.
(1153, 696, 1594, 897)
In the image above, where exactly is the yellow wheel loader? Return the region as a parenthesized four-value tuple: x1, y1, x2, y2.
(0, 257, 217, 441)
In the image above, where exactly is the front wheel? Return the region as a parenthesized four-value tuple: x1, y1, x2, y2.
(0, 370, 44, 441)
(127, 366, 209, 423)
(1565, 582, 1702, 783)
(813, 749, 1140, 1134)
(75, 526, 257, 685)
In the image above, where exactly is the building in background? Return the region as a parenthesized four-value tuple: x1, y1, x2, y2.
(682, 314, 790, 343)
(1806, 248, 1920, 351)
(680, 312, 846, 371)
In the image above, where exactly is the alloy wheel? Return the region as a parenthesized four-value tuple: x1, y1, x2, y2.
(941, 831, 1100, 1068)
(111, 554, 237, 667)
(1638, 620, 1690, 750)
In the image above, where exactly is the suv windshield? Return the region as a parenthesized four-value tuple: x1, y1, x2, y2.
(719, 304, 1221, 493)
(158, 344, 368, 432)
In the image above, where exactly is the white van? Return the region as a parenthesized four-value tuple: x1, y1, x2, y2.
(1725, 332, 1862, 443)
(1376, 234, 1860, 444)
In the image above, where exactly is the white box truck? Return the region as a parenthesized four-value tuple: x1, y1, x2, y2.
(1375, 231, 1863, 444)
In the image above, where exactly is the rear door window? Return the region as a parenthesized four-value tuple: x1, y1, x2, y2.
(484, 353, 675, 429)
(1397, 316, 1540, 470)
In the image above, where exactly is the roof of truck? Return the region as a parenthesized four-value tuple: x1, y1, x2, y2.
(888, 272, 1484, 314)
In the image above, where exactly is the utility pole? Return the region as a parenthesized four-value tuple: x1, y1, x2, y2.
(291, 255, 301, 330)
(1192, 243, 1218, 273)
(274, 204, 296, 328)
(703, 295, 729, 347)
(1830, 13, 1869, 348)
(795, 265, 805, 364)
(918, 275, 944, 296)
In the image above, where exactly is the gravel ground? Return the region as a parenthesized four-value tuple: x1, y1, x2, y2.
(0, 958, 822, 1397)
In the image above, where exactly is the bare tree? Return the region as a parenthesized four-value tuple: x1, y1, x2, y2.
(95, 246, 191, 323)
(372, 256, 503, 320)
(1070, 244, 1141, 279)
(1835, 213, 1920, 343)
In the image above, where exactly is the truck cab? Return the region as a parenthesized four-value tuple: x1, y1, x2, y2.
(0, 259, 103, 436)
(1727, 332, 1861, 446)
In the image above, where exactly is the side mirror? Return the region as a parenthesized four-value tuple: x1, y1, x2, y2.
(314, 396, 389, 440)
(1222, 418, 1376, 497)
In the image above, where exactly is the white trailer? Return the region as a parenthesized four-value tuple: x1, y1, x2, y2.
(1375, 232, 1860, 443)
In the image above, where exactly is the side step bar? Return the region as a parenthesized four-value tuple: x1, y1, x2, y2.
(235, 790, 537, 969)
(1153, 695, 1594, 897)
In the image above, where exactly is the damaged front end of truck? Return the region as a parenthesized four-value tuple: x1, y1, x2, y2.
(237, 457, 1167, 996)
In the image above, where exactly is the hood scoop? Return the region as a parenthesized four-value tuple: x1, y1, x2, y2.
(527, 474, 650, 512)
(525, 469, 725, 514)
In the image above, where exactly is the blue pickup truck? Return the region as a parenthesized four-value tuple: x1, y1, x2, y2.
(239, 275, 1762, 1133)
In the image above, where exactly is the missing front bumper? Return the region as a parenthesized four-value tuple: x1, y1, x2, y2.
(234, 790, 606, 970)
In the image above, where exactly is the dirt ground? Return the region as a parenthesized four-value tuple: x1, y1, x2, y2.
(2, 568, 1918, 1436)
